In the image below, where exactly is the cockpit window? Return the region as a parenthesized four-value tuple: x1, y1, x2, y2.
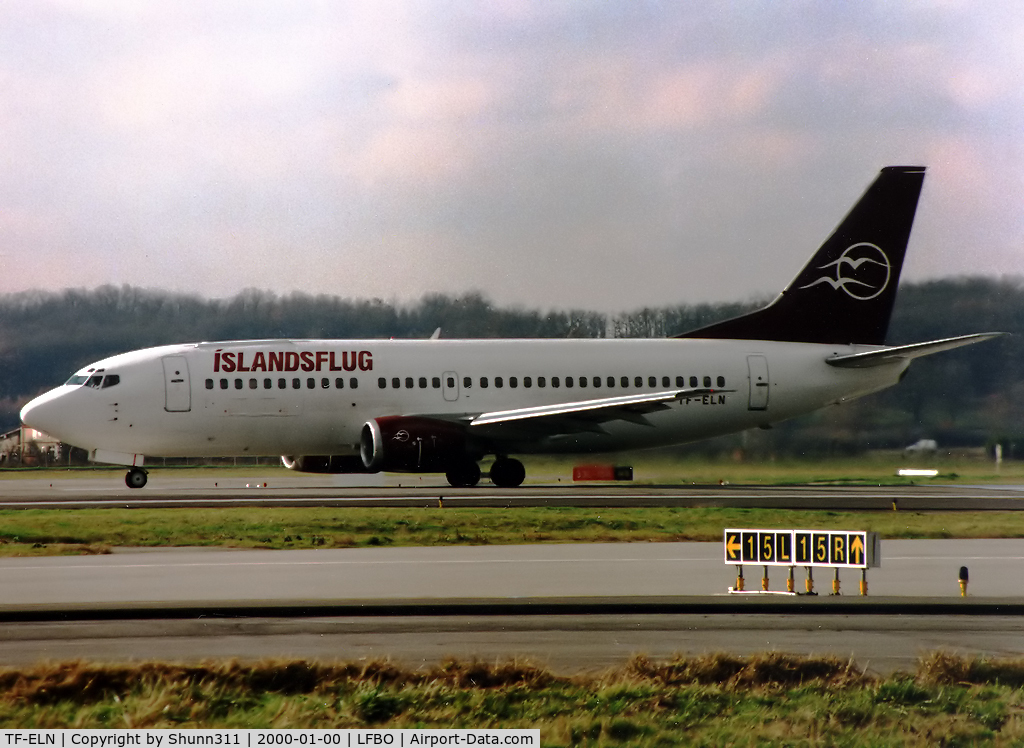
(85, 375, 103, 388)
(101, 375, 120, 388)
(65, 375, 88, 386)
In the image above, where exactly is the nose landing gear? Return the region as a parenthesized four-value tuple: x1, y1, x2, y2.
(125, 467, 148, 489)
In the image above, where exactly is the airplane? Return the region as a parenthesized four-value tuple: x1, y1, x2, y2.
(19, 166, 1002, 489)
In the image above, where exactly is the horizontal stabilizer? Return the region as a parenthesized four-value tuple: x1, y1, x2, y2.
(825, 333, 1005, 368)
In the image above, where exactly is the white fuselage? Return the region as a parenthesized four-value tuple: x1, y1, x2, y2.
(20, 337, 905, 465)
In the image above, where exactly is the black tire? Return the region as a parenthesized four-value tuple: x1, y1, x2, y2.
(490, 458, 526, 488)
(125, 468, 148, 489)
(445, 461, 481, 488)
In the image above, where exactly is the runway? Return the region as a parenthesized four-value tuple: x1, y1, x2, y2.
(2, 539, 1024, 673)
(4, 472, 1024, 510)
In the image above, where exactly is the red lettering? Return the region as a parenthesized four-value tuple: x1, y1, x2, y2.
(316, 351, 329, 372)
(251, 351, 267, 372)
(268, 351, 284, 372)
(341, 351, 357, 372)
(214, 349, 222, 372)
(329, 352, 342, 372)
(221, 352, 236, 373)
(236, 352, 250, 372)
(284, 351, 299, 371)
(300, 351, 315, 372)
(358, 351, 373, 371)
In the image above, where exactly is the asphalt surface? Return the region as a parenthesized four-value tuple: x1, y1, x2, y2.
(3, 539, 1024, 673)
(4, 472, 1024, 509)
(4, 474, 1024, 673)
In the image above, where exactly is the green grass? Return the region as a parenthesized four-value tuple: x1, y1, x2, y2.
(1, 504, 1024, 556)
(2, 652, 1023, 743)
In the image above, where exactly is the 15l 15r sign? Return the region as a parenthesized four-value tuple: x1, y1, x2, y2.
(724, 529, 881, 569)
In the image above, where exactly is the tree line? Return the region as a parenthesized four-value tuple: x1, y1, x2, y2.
(2, 278, 1022, 456)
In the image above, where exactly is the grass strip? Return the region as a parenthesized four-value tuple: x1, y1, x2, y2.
(0, 652, 1021, 744)
(2, 505, 1024, 556)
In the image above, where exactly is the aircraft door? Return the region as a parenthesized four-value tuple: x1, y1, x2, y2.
(747, 355, 769, 411)
(443, 371, 459, 402)
(162, 356, 192, 412)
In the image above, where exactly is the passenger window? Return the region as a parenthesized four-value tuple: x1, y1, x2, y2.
(593, 376, 601, 388)
(538, 376, 546, 388)
(220, 379, 228, 390)
(495, 377, 503, 388)
(620, 376, 628, 388)
(690, 376, 698, 387)
(578, 376, 586, 388)
(432, 377, 441, 389)
(278, 378, 286, 389)
(378, 378, 386, 389)
(235, 379, 243, 390)
(648, 376, 657, 387)
(392, 377, 400, 388)
(510, 376, 518, 388)
(552, 376, 560, 388)
(336, 378, 345, 389)
(350, 378, 358, 389)
(480, 377, 489, 388)
(565, 376, 573, 388)
(405, 377, 414, 389)
(446, 376, 455, 388)
(293, 378, 301, 389)
(662, 376, 669, 387)
(676, 376, 684, 387)
(264, 378, 272, 389)
(463, 377, 471, 388)
(419, 377, 427, 389)
(205, 379, 213, 390)
(608, 376, 615, 388)
(718, 376, 726, 387)
(321, 378, 330, 389)
(307, 378, 316, 389)
(704, 376, 712, 387)
(524, 376, 532, 388)
(249, 378, 257, 389)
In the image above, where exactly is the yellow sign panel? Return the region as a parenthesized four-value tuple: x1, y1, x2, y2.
(725, 529, 879, 568)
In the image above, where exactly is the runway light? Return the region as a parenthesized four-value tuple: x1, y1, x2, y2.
(898, 468, 938, 477)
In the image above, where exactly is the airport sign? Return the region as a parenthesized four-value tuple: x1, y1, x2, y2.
(724, 529, 880, 568)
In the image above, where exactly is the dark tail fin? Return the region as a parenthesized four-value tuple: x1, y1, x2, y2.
(676, 166, 926, 345)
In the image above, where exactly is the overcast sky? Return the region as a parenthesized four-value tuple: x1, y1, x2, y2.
(1, 1, 1021, 312)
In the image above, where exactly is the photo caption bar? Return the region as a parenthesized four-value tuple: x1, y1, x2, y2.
(1, 731, 539, 748)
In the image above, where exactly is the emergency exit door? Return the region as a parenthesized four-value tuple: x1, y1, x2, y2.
(747, 355, 769, 411)
(162, 356, 192, 412)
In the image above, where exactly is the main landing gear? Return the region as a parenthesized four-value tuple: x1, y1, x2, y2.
(489, 457, 526, 489)
(125, 467, 148, 489)
(443, 457, 526, 488)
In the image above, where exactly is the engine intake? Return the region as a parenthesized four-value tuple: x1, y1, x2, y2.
(360, 416, 468, 472)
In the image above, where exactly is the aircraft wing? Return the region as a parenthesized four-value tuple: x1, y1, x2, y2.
(468, 387, 726, 432)
(825, 332, 1004, 369)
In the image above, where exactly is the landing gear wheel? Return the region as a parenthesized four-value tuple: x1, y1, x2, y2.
(125, 468, 148, 489)
(489, 458, 526, 488)
(445, 461, 481, 488)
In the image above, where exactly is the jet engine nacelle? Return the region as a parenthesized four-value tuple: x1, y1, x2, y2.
(360, 416, 468, 472)
(281, 455, 373, 473)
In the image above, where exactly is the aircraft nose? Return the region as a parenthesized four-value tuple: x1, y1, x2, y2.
(20, 387, 70, 438)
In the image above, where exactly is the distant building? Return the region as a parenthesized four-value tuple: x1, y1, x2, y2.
(0, 426, 62, 467)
